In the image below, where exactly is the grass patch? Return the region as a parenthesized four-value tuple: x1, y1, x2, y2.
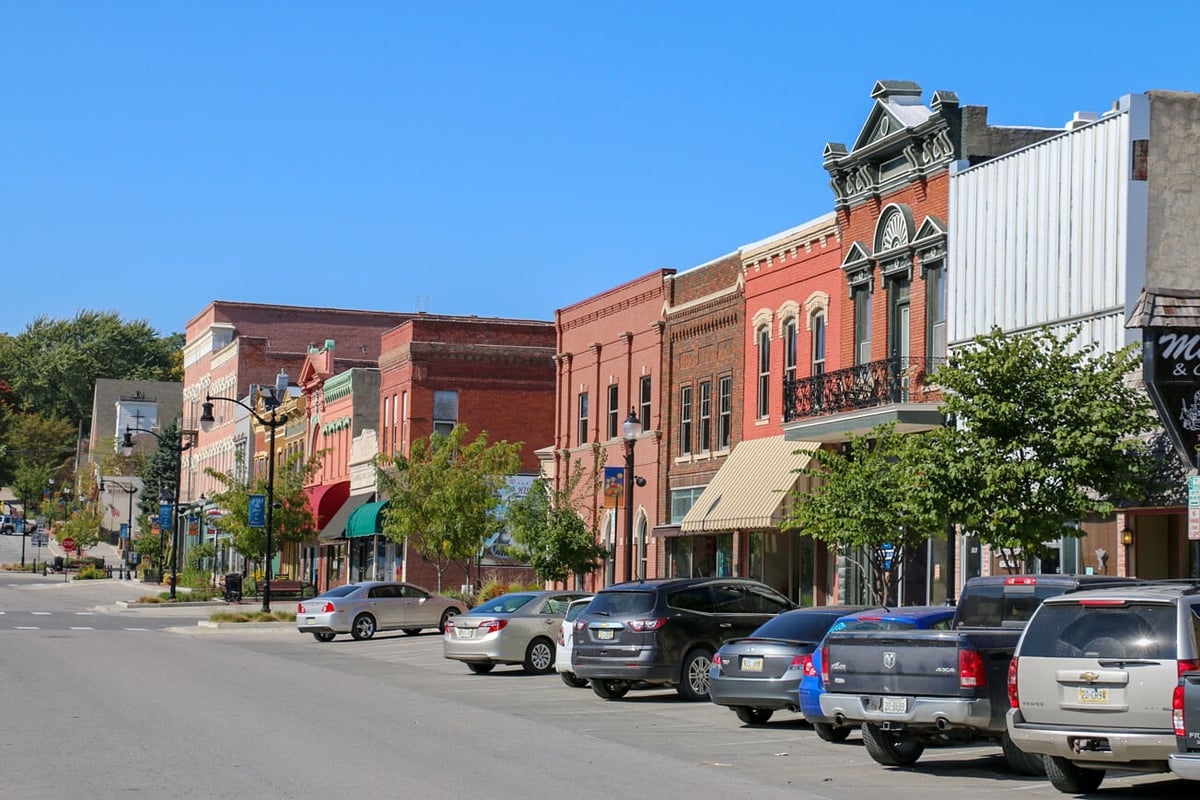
(209, 610, 296, 623)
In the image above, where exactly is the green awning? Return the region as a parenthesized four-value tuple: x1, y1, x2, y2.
(346, 500, 389, 538)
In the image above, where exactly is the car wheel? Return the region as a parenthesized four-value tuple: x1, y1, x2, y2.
(402, 628, 423, 636)
(466, 662, 495, 674)
(861, 723, 924, 767)
(1044, 756, 1104, 793)
(676, 648, 714, 701)
(813, 722, 852, 743)
(350, 613, 376, 641)
(1001, 732, 1046, 776)
(311, 631, 336, 643)
(591, 679, 630, 700)
(734, 707, 774, 725)
(560, 671, 588, 688)
(438, 608, 459, 634)
(523, 637, 556, 674)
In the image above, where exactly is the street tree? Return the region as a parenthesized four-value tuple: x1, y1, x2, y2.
(506, 471, 610, 585)
(57, 508, 103, 558)
(12, 460, 53, 522)
(376, 425, 522, 592)
(204, 453, 318, 576)
(0, 412, 76, 486)
(933, 326, 1160, 572)
(784, 425, 948, 604)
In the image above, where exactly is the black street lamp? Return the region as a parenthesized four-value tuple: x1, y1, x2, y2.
(101, 478, 139, 577)
(122, 425, 195, 599)
(622, 408, 643, 584)
(200, 370, 289, 613)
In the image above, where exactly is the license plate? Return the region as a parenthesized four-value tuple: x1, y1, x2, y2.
(597, 629, 614, 640)
(741, 656, 763, 672)
(881, 696, 908, 714)
(305, 617, 315, 623)
(457, 628, 475, 639)
(1078, 686, 1109, 704)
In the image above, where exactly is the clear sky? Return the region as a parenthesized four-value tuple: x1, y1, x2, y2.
(3, 2, 1197, 337)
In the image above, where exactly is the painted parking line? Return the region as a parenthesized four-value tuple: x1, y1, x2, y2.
(75, 611, 95, 616)
(123, 627, 149, 632)
(70, 626, 95, 631)
(31, 611, 51, 615)
(15, 626, 38, 630)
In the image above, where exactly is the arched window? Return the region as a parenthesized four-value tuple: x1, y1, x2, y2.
(757, 326, 771, 419)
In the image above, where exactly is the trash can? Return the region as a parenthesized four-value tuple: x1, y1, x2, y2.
(53, 556, 64, 572)
(224, 573, 243, 602)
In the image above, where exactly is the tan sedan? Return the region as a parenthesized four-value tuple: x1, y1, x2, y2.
(443, 590, 590, 674)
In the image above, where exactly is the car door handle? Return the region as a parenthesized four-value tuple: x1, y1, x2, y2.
(719, 623, 732, 628)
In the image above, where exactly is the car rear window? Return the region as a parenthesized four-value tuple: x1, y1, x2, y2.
(955, 583, 1071, 628)
(319, 585, 359, 598)
(749, 611, 845, 642)
(587, 591, 656, 616)
(565, 600, 592, 622)
(833, 619, 919, 633)
(472, 593, 538, 614)
(1019, 602, 1180, 659)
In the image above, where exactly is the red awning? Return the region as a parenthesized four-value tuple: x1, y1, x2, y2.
(304, 481, 350, 529)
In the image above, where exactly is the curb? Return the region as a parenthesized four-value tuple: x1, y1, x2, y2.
(196, 620, 296, 630)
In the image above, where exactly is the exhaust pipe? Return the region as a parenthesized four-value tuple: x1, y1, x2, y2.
(935, 717, 950, 731)
(834, 714, 846, 726)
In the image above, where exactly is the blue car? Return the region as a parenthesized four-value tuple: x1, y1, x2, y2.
(799, 605, 955, 742)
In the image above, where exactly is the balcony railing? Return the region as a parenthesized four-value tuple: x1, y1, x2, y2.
(782, 356, 945, 422)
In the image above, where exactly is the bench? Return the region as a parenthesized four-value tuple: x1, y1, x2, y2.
(266, 579, 307, 598)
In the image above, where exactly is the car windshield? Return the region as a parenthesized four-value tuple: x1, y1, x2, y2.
(318, 585, 360, 599)
(586, 590, 656, 616)
(748, 611, 844, 642)
(470, 593, 538, 614)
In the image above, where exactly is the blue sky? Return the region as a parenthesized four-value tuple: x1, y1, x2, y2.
(3, 2, 1197, 337)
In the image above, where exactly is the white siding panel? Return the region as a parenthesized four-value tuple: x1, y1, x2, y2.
(948, 111, 1131, 358)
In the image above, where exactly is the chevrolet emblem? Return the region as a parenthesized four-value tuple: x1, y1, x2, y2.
(1080, 672, 1099, 683)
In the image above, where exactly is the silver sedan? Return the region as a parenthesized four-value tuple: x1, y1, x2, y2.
(297, 581, 465, 642)
(443, 590, 590, 674)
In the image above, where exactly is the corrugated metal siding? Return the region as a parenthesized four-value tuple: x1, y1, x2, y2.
(949, 111, 1133, 356)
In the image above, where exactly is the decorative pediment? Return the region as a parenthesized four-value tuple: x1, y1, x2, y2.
(841, 241, 874, 291)
(914, 215, 948, 274)
(853, 103, 907, 152)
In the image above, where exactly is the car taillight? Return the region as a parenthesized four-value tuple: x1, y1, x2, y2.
(960, 649, 986, 689)
(1008, 657, 1019, 708)
(820, 645, 830, 685)
(627, 618, 667, 632)
(1174, 683, 1186, 737)
(1004, 576, 1037, 585)
(711, 653, 722, 667)
(1078, 599, 1128, 607)
(1179, 660, 1200, 677)
(574, 619, 586, 632)
(296, 603, 304, 614)
(444, 617, 455, 629)
(792, 653, 813, 674)
(558, 629, 565, 646)
(478, 619, 507, 634)
(322, 601, 335, 613)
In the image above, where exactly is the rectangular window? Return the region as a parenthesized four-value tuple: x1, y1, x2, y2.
(854, 287, 872, 365)
(607, 384, 620, 440)
(698, 380, 712, 453)
(577, 392, 589, 445)
(927, 266, 946, 363)
(718, 376, 731, 450)
(812, 314, 826, 376)
(757, 327, 771, 418)
(680, 385, 693, 456)
(889, 278, 911, 362)
(639, 375, 652, 431)
(670, 486, 706, 524)
(399, 391, 407, 455)
(784, 319, 798, 385)
(433, 390, 458, 437)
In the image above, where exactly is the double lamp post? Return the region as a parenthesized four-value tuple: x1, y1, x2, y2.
(122, 426, 195, 599)
(199, 369, 289, 613)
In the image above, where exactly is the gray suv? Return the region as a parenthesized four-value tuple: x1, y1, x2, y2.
(1006, 581, 1200, 793)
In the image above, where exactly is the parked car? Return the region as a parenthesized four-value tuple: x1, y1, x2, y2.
(572, 577, 796, 701)
(1170, 670, 1200, 780)
(708, 605, 874, 725)
(1007, 580, 1200, 793)
(800, 605, 956, 742)
(296, 581, 465, 642)
(0, 515, 16, 534)
(443, 590, 590, 674)
(556, 595, 594, 687)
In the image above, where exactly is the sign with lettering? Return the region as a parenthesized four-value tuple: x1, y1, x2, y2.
(248, 494, 266, 528)
(1143, 329, 1200, 469)
(1190, 476, 1200, 542)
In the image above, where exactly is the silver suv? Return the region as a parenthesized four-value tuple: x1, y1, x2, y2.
(1006, 581, 1200, 793)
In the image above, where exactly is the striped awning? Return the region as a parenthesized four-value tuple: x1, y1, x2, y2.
(679, 436, 819, 533)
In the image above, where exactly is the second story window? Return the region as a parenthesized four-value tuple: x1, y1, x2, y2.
(812, 312, 826, 376)
(853, 286, 872, 365)
(698, 380, 712, 453)
(927, 265, 946, 363)
(680, 385, 693, 456)
(577, 391, 589, 445)
(433, 390, 458, 436)
(639, 375, 652, 432)
(607, 384, 620, 439)
(718, 375, 731, 450)
(783, 318, 798, 385)
(757, 326, 771, 419)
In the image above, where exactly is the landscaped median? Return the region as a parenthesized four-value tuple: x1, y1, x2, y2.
(198, 609, 296, 630)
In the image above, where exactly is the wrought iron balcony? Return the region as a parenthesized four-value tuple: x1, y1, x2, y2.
(783, 356, 945, 422)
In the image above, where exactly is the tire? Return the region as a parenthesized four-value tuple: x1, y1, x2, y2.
(311, 631, 336, 643)
(350, 613, 376, 641)
(466, 662, 495, 674)
(676, 648, 714, 701)
(402, 628, 423, 636)
(734, 707, 774, 725)
(591, 679, 631, 700)
(523, 637, 556, 674)
(813, 722, 852, 743)
(560, 671, 589, 688)
(861, 723, 925, 767)
(439, 608, 459, 634)
(1044, 756, 1104, 794)
(1001, 732, 1046, 776)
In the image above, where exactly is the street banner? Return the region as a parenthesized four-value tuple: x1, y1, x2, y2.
(603, 467, 625, 509)
(248, 494, 266, 528)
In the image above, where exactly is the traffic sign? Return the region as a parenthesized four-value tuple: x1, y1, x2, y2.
(62, 537, 76, 551)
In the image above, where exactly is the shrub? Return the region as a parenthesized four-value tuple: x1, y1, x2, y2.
(75, 565, 107, 580)
(209, 610, 296, 623)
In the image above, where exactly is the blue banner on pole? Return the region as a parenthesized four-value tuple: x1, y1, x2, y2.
(159, 502, 173, 531)
(248, 494, 266, 528)
(120, 523, 129, 539)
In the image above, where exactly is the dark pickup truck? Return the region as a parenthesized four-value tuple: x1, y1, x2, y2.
(1171, 671, 1200, 780)
(818, 574, 1131, 773)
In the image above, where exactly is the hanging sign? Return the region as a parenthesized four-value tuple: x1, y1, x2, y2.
(248, 494, 266, 528)
(1143, 329, 1200, 469)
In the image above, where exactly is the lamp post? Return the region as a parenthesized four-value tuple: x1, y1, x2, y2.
(622, 408, 642, 584)
(1121, 527, 1135, 577)
(101, 479, 138, 572)
(123, 425, 195, 599)
(200, 369, 289, 613)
